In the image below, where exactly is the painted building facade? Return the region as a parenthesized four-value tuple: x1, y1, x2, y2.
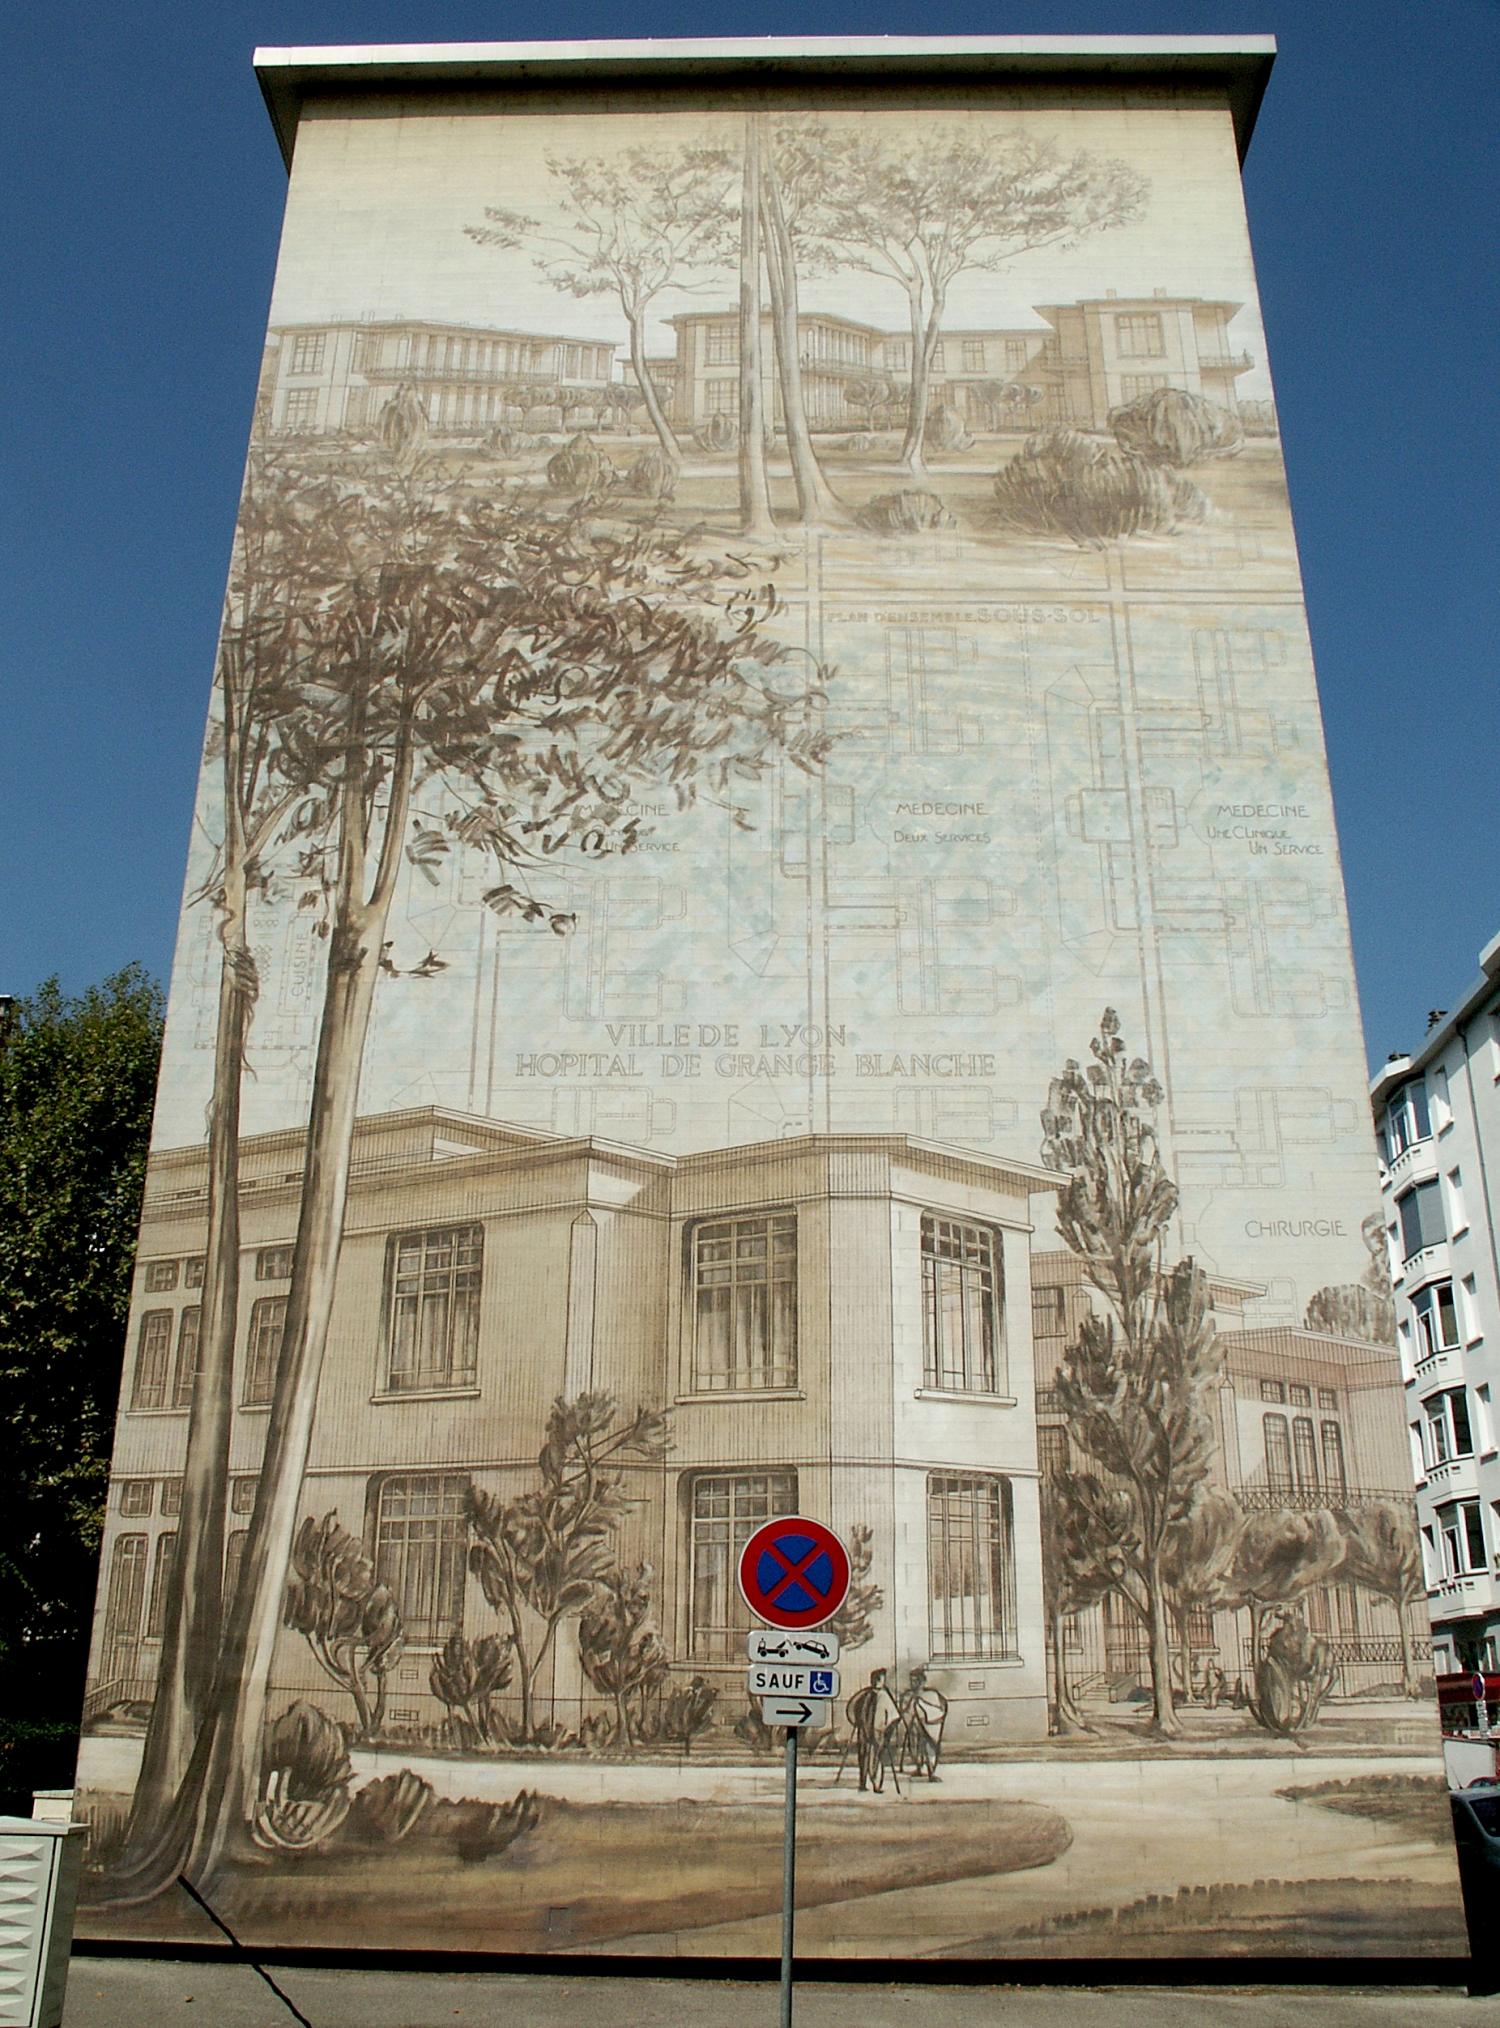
(75, 37, 1459, 1966)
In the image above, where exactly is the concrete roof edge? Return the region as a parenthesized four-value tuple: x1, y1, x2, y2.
(252, 35, 1277, 173)
(1369, 925, 1500, 1099)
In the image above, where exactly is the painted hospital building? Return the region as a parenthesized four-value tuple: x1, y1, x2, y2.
(90, 1105, 1418, 1748)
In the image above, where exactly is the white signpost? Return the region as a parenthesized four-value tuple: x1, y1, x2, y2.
(736, 1517, 853, 2028)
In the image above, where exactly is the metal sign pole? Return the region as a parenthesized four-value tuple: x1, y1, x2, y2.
(780, 1723, 798, 2028)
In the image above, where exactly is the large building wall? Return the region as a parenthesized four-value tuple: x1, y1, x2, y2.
(77, 39, 1458, 1966)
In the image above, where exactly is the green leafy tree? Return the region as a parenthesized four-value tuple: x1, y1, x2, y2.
(1337, 1500, 1425, 1697)
(578, 1562, 669, 1744)
(1042, 1010, 1224, 1737)
(468, 1394, 670, 1742)
(282, 1513, 404, 1740)
(0, 969, 162, 1810)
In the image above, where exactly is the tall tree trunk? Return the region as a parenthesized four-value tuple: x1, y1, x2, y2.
(737, 116, 775, 539)
(759, 132, 851, 529)
(1050, 1606, 1089, 1735)
(626, 312, 680, 471)
(123, 905, 250, 1844)
(1144, 1554, 1181, 1737)
(897, 280, 933, 476)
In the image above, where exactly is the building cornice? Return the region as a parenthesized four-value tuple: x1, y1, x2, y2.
(1370, 927, 1500, 1102)
(253, 35, 1275, 173)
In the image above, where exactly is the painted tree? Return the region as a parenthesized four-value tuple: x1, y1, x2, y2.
(281, 1513, 404, 1740)
(824, 1522, 884, 1654)
(843, 375, 895, 433)
(1160, 1488, 1243, 1692)
(466, 144, 735, 473)
(736, 115, 775, 538)
(1226, 1506, 1346, 1674)
(1042, 1010, 1224, 1736)
(804, 128, 1144, 474)
(1305, 1213, 1396, 1346)
(1038, 1461, 1117, 1734)
(469, 1395, 670, 1741)
(1337, 1500, 1425, 1696)
(577, 1562, 669, 1744)
(429, 1631, 513, 1747)
(117, 450, 831, 1896)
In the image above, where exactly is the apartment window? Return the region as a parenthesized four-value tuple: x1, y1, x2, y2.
(1259, 1379, 1286, 1404)
(118, 1479, 153, 1518)
(1292, 1415, 1320, 1489)
(1447, 1168, 1468, 1233)
(172, 1306, 201, 1409)
(1413, 1281, 1460, 1357)
(131, 1311, 175, 1410)
(1397, 1180, 1445, 1260)
(962, 340, 986, 371)
(384, 1224, 483, 1393)
(1384, 1080, 1431, 1159)
(927, 1473, 1017, 1661)
(705, 328, 737, 366)
(184, 1255, 205, 1288)
(243, 1294, 286, 1405)
(691, 1213, 797, 1392)
(1320, 1421, 1346, 1495)
(688, 1470, 797, 1661)
(160, 1478, 182, 1517)
(704, 379, 737, 415)
(231, 1475, 259, 1516)
(1004, 339, 1029, 370)
(143, 1259, 179, 1294)
(1437, 1499, 1486, 1577)
(372, 1472, 471, 1643)
(290, 332, 326, 374)
(921, 1214, 1002, 1392)
(281, 388, 319, 432)
(1431, 1067, 1452, 1130)
(1425, 1387, 1474, 1464)
(146, 1533, 178, 1639)
(1289, 1383, 1312, 1408)
(1116, 313, 1164, 357)
(257, 1245, 294, 1281)
(1264, 1412, 1293, 1490)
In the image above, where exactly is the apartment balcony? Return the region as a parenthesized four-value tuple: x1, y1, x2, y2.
(1387, 1137, 1439, 1193)
(1410, 1343, 1466, 1392)
(1422, 1450, 1481, 1500)
(1429, 1566, 1500, 1620)
(1399, 1241, 1452, 1293)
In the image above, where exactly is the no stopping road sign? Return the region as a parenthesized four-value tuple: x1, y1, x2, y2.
(737, 1515, 851, 1632)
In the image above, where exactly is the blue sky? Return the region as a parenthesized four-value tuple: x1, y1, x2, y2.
(4, 0, 1497, 1070)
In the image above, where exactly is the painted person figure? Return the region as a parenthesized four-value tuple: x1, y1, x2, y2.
(846, 1667, 902, 1792)
(899, 1666, 948, 1780)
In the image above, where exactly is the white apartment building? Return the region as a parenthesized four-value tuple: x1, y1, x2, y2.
(1371, 930, 1500, 1680)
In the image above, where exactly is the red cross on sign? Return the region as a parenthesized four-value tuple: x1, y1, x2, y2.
(737, 1516, 851, 1631)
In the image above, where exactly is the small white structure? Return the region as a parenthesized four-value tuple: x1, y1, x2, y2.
(0, 1817, 84, 2028)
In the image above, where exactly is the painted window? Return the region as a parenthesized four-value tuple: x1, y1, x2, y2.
(921, 1213, 1002, 1392)
(1320, 1421, 1346, 1494)
(282, 387, 320, 432)
(1263, 1412, 1293, 1490)
(173, 1306, 201, 1409)
(1004, 339, 1030, 370)
(930, 343, 946, 370)
(1260, 1379, 1286, 1403)
(705, 328, 737, 366)
(1413, 1281, 1460, 1357)
(224, 1529, 248, 1603)
(687, 1469, 797, 1661)
(927, 1472, 1017, 1660)
(290, 332, 326, 374)
(691, 1212, 797, 1391)
(704, 379, 737, 415)
(1116, 313, 1164, 357)
(1317, 1387, 1338, 1410)
(383, 1224, 483, 1393)
(1292, 1415, 1319, 1489)
(143, 1259, 179, 1293)
(1397, 1180, 1445, 1259)
(102, 1534, 148, 1651)
(184, 1255, 205, 1288)
(131, 1310, 175, 1410)
(1031, 1283, 1068, 1339)
(1289, 1383, 1312, 1407)
(231, 1475, 259, 1516)
(118, 1479, 153, 1518)
(885, 340, 910, 370)
(160, 1478, 182, 1517)
(962, 340, 986, 371)
(257, 1245, 294, 1281)
(372, 1473, 471, 1643)
(1119, 374, 1168, 400)
(147, 1533, 178, 1639)
(243, 1294, 286, 1406)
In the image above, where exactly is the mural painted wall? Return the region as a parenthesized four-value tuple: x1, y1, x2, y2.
(75, 55, 1464, 1962)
